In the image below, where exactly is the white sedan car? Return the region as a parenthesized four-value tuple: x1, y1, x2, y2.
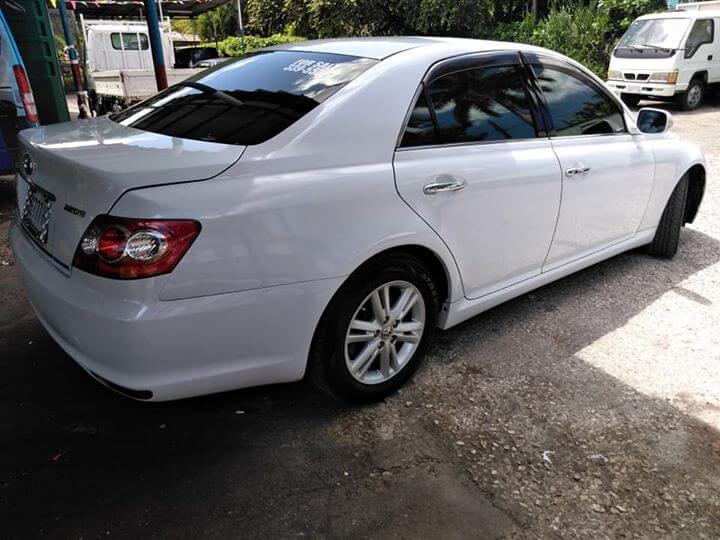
(11, 38, 705, 402)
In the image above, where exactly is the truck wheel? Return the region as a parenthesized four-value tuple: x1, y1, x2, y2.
(621, 94, 641, 108)
(678, 79, 704, 111)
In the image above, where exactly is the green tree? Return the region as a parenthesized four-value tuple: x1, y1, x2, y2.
(598, 0, 667, 36)
(196, 4, 239, 41)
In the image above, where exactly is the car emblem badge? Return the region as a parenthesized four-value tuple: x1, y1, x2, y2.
(22, 153, 34, 176)
(63, 204, 86, 218)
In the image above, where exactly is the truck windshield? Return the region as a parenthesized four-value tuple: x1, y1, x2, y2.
(111, 50, 377, 145)
(618, 18, 691, 50)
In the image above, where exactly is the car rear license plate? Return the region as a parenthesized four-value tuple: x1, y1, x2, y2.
(21, 182, 55, 245)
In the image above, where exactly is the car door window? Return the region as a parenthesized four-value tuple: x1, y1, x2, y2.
(400, 92, 438, 147)
(685, 19, 714, 58)
(532, 65, 625, 137)
(400, 65, 537, 147)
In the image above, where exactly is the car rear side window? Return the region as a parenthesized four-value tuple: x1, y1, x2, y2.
(532, 65, 625, 137)
(111, 51, 377, 145)
(400, 65, 537, 147)
(400, 91, 438, 147)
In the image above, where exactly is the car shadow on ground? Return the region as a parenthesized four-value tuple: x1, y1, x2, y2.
(2, 223, 720, 536)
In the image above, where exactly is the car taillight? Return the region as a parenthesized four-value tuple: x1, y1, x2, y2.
(13, 65, 38, 123)
(73, 215, 201, 279)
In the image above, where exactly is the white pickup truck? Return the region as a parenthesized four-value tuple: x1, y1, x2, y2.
(80, 18, 203, 114)
(606, 5, 720, 110)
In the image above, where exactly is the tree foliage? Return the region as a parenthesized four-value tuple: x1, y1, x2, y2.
(598, 0, 667, 35)
(216, 33, 306, 56)
(497, 3, 612, 75)
(196, 4, 239, 41)
(242, 0, 554, 39)
(197, 0, 667, 75)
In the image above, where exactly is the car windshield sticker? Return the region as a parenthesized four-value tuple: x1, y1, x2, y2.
(283, 59, 340, 76)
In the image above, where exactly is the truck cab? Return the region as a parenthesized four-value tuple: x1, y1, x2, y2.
(606, 10, 720, 110)
(82, 20, 174, 73)
(80, 18, 202, 115)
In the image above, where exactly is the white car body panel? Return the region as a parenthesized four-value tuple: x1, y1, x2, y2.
(394, 139, 562, 299)
(111, 166, 462, 302)
(10, 37, 705, 400)
(18, 118, 243, 268)
(543, 134, 655, 270)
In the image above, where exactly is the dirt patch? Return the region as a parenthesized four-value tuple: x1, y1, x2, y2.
(0, 177, 15, 266)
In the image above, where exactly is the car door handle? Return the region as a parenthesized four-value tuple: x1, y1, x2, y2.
(708, 55, 714, 61)
(423, 178, 466, 195)
(565, 165, 591, 177)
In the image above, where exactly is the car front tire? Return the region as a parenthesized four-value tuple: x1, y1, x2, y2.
(644, 175, 689, 258)
(308, 253, 439, 403)
(621, 93, 641, 108)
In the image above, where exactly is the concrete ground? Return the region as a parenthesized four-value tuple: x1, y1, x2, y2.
(2, 98, 720, 539)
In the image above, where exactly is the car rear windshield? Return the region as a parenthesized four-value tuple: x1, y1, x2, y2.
(111, 50, 378, 145)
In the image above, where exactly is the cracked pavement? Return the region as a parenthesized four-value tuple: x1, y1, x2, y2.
(2, 98, 720, 538)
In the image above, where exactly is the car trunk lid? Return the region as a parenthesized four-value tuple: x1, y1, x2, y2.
(16, 116, 244, 271)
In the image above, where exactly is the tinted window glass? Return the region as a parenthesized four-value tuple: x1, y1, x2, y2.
(400, 91, 438, 147)
(111, 32, 149, 51)
(424, 65, 536, 145)
(686, 19, 714, 58)
(111, 51, 377, 145)
(533, 66, 625, 136)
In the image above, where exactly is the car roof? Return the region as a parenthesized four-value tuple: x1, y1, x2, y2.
(638, 10, 720, 20)
(268, 36, 539, 61)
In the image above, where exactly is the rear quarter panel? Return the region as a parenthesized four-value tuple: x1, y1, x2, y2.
(111, 163, 461, 303)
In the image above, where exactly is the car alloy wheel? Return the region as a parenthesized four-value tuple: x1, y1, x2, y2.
(344, 280, 426, 385)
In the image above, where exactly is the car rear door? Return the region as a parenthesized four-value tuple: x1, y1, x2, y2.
(524, 53, 655, 271)
(393, 52, 562, 300)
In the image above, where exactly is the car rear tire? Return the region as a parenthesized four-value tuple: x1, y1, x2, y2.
(307, 253, 439, 403)
(678, 79, 704, 111)
(621, 94, 642, 108)
(644, 175, 689, 258)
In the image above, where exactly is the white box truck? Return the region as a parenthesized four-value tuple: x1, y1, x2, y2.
(80, 18, 203, 114)
(606, 6, 720, 110)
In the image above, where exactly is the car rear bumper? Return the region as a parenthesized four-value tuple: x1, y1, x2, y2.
(606, 80, 682, 98)
(10, 221, 341, 401)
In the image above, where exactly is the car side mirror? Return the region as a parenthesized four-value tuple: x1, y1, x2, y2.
(636, 108, 672, 134)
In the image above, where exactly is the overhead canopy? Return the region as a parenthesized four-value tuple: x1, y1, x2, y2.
(52, 0, 232, 17)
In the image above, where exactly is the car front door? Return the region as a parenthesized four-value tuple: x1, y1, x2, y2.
(393, 52, 562, 300)
(525, 55, 655, 271)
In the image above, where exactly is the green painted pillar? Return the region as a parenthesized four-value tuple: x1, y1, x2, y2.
(4, 0, 70, 124)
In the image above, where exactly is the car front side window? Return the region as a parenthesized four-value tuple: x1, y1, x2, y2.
(685, 19, 714, 58)
(400, 64, 537, 147)
(532, 65, 625, 137)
